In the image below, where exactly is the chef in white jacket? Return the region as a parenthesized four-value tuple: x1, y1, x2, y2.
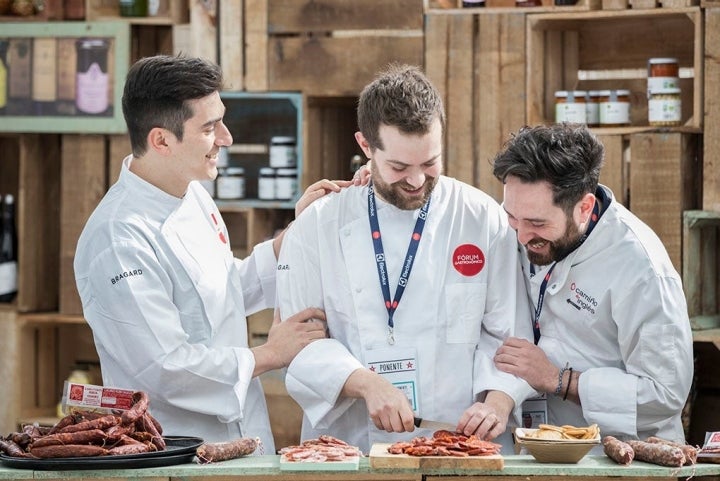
(276, 64, 535, 454)
(493, 124, 693, 445)
(74, 55, 347, 450)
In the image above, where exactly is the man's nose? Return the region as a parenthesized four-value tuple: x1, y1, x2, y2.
(405, 170, 425, 188)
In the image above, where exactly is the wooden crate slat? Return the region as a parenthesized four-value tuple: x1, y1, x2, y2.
(245, 0, 269, 92)
(476, 13, 526, 202)
(424, 13, 451, 100)
(219, 0, 244, 91)
(267, 0, 423, 32)
(108, 135, 131, 186)
(704, 9, 720, 211)
(596, 134, 626, 206)
(190, 0, 217, 61)
(59, 135, 107, 316)
(17, 134, 61, 313)
(0, 310, 21, 434)
(266, 35, 423, 96)
(629, 132, 699, 271)
(36, 326, 58, 410)
(683, 210, 720, 330)
(445, 14, 474, 185)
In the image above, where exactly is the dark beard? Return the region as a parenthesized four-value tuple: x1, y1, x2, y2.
(371, 168, 437, 211)
(527, 216, 584, 266)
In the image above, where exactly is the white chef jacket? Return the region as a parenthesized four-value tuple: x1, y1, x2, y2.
(277, 176, 535, 454)
(525, 185, 693, 443)
(74, 155, 277, 451)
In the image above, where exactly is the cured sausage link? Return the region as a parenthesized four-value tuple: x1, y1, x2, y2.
(31, 429, 108, 448)
(602, 435, 634, 465)
(58, 414, 119, 434)
(646, 436, 698, 465)
(0, 439, 29, 458)
(30, 444, 109, 458)
(196, 438, 258, 464)
(626, 440, 685, 467)
(121, 391, 149, 426)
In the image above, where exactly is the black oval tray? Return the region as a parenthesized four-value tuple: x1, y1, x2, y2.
(0, 435, 203, 470)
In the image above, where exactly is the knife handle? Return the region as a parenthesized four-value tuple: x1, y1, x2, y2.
(413, 416, 422, 428)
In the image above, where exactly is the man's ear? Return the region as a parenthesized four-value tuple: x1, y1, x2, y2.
(147, 127, 173, 155)
(578, 192, 596, 224)
(354, 131, 373, 159)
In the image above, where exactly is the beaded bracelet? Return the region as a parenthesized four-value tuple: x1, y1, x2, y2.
(554, 362, 569, 396)
(563, 367, 574, 400)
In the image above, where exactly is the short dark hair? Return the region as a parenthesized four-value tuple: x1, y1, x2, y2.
(492, 123, 605, 214)
(122, 55, 224, 156)
(357, 64, 445, 152)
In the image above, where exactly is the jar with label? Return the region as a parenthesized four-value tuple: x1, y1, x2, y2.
(647, 58, 679, 95)
(585, 90, 601, 127)
(555, 90, 587, 124)
(269, 136, 297, 168)
(275, 168, 298, 201)
(462, 0, 486, 7)
(648, 88, 682, 127)
(258, 167, 276, 200)
(216, 167, 245, 200)
(598, 89, 631, 127)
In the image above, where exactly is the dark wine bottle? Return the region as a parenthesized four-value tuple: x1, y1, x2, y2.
(0, 194, 18, 303)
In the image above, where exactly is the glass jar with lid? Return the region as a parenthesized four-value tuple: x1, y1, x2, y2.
(555, 90, 587, 124)
(647, 58, 679, 95)
(648, 87, 682, 127)
(585, 90, 601, 127)
(216, 167, 246, 200)
(275, 168, 298, 201)
(598, 89, 631, 127)
(269, 136, 297, 168)
(258, 167, 276, 200)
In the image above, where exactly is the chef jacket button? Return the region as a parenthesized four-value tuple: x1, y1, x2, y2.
(551, 284, 557, 289)
(344, 229, 351, 236)
(355, 287, 362, 293)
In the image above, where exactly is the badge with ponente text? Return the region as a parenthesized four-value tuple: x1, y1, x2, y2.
(365, 347, 419, 413)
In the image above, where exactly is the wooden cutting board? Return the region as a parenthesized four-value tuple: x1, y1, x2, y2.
(369, 443, 504, 470)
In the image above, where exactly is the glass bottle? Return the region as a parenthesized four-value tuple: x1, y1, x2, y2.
(75, 38, 110, 116)
(0, 194, 18, 303)
(0, 40, 8, 115)
(119, 0, 148, 17)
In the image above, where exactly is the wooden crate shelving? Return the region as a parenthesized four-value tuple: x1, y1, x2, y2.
(683, 211, 720, 332)
(526, 8, 703, 133)
(224, 0, 424, 95)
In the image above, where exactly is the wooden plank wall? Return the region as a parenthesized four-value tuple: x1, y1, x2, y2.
(596, 134, 628, 207)
(629, 133, 701, 271)
(425, 12, 527, 203)
(245, 0, 424, 95)
(0, 309, 20, 434)
(17, 135, 61, 313)
(59, 135, 108, 315)
(704, 9, 720, 212)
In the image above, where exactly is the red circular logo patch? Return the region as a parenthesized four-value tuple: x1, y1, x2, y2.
(452, 244, 485, 276)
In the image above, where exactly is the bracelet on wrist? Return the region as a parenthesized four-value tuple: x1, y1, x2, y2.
(554, 362, 569, 396)
(563, 367, 573, 400)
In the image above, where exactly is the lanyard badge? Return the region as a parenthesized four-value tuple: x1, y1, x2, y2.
(368, 183, 430, 345)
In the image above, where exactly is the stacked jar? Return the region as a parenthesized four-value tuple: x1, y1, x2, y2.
(598, 89, 631, 127)
(260, 136, 298, 201)
(647, 57, 681, 127)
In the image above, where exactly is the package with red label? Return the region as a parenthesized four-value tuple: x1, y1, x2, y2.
(60, 382, 136, 415)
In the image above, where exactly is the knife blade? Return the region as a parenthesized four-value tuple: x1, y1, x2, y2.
(413, 417, 456, 431)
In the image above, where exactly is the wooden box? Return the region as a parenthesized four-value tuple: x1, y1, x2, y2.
(424, 11, 528, 202)
(704, 9, 720, 211)
(0, 134, 60, 313)
(629, 132, 701, 272)
(683, 211, 720, 331)
(235, 0, 424, 95)
(85, 0, 189, 24)
(526, 8, 703, 132)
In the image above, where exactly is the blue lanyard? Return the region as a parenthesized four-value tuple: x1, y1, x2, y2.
(532, 192, 605, 344)
(368, 183, 430, 345)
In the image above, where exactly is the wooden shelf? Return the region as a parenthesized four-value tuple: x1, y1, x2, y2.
(18, 313, 86, 325)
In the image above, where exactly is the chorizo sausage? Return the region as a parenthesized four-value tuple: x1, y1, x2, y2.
(646, 436, 697, 465)
(121, 391, 149, 426)
(58, 414, 119, 434)
(602, 435, 634, 465)
(0, 439, 30, 458)
(30, 444, 108, 458)
(196, 438, 258, 464)
(48, 413, 77, 434)
(626, 440, 685, 467)
(139, 413, 165, 450)
(108, 443, 150, 456)
(30, 429, 108, 448)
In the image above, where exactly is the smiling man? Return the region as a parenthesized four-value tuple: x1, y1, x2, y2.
(73, 55, 349, 449)
(492, 123, 693, 445)
(276, 64, 535, 453)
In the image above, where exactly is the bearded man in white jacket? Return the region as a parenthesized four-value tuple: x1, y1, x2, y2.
(492, 123, 693, 446)
(276, 64, 535, 454)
